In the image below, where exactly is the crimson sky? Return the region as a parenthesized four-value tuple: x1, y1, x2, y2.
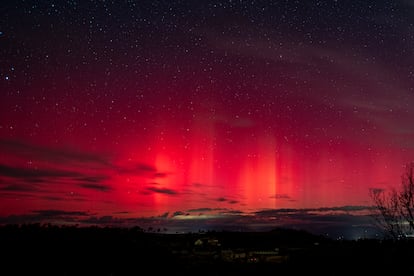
(1, 1, 414, 238)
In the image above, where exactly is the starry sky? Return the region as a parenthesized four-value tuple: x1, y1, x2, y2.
(1, 0, 414, 238)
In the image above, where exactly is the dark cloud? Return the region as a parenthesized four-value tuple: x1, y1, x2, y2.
(0, 209, 90, 225)
(76, 176, 109, 183)
(41, 196, 63, 201)
(0, 214, 45, 225)
(32, 210, 89, 217)
(0, 184, 37, 192)
(0, 139, 111, 167)
(0, 163, 113, 196)
(0, 192, 37, 199)
(254, 208, 300, 216)
(187, 208, 227, 214)
(79, 183, 111, 192)
(117, 163, 156, 174)
(139, 190, 152, 195)
(172, 211, 186, 217)
(216, 197, 227, 202)
(154, 172, 168, 178)
(313, 205, 376, 212)
(221, 210, 244, 215)
(0, 140, 171, 200)
(159, 212, 169, 218)
(0, 164, 82, 179)
(0, 138, 169, 179)
(80, 216, 126, 225)
(117, 163, 169, 179)
(147, 186, 177, 195)
(254, 205, 375, 217)
(188, 208, 214, 213)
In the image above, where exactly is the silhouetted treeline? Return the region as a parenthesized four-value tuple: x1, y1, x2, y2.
(1, 224, 414, 275)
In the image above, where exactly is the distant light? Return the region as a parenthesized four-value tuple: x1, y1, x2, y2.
(5, 76, 9, 80)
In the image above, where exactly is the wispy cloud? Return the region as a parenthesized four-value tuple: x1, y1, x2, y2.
(188, 208, 215, 213)
(117, 163, 169, 178)
(80, 215, 129, 226)
(0, 209, 90, 225)
(172, 211, 186, 217)
(146, 186, 178, 195)
(254, 205, 375, 217)
(79, 183, 111, 192)
(41, 196, 63, 201)
(0, 183, 38, 192)
(76, 176, 109, 183)
(0, 163, 111, 198)
(0, 164, 82, 179)
(0, 139, 111, 167)
(32, 210, 90, 217)
(0, 139, 174, 203)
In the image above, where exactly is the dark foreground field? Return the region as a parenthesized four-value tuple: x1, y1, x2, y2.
(1, 224, 414, 275)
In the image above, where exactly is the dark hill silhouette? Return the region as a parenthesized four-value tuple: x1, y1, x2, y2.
(1, 224, 413, 275)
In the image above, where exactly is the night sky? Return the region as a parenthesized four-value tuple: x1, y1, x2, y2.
(1, 1, 414, 238)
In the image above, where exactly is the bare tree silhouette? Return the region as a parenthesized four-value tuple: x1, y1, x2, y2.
(370, 162, 414, 239)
